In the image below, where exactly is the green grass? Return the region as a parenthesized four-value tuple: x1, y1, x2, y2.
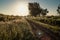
(27, 17, 60, 33)
(29, 16, 60, 26)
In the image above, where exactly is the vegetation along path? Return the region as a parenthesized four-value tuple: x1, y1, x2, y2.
(26, 18, 60, 40)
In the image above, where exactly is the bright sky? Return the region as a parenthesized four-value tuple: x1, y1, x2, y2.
(0, 0, 60, 16)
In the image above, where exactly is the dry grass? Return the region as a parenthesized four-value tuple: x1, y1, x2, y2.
(0, 18, 35, 40)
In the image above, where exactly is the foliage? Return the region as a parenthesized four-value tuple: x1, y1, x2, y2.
(30, 16, 60, 26)
(29, 2, 41, 17)
(28, 2, 49, 17)
(57, 4, 60, 15)
(0, 14, 21, 22)
(41, 9, 49, 16)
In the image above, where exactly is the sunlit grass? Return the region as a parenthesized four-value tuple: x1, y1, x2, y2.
(0, 16, 35, 40)
(27, 17, 60, 33)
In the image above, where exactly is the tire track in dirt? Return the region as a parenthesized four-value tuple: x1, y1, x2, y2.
(26, 18, 59, 40)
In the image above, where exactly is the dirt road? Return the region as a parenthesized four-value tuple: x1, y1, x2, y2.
(26, 18, 59, 40)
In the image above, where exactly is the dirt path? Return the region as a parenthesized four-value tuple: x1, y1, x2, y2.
(26, 18, 59, 40)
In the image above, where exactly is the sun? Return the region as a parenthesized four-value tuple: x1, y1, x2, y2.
(16, 3, 29, 16)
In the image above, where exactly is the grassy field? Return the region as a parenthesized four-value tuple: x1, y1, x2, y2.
(0, 14, 60, 40)
(0, 14, 37, 40)
(27, 16, 60, 34)
(28, 16, 60, 26)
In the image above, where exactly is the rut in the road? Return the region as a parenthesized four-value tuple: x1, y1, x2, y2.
(26, 19, 59, 40)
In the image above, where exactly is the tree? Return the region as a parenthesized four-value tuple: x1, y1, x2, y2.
(28, 2, 49, 17)
(57, 4, 60, 15)
(29, 2, 41, 17)
(41, 9, 49, 16)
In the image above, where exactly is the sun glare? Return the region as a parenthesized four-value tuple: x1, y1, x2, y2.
(16, 3, 29, 16)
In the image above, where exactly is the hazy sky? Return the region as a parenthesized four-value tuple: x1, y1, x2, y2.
(0, 0, 60, 16)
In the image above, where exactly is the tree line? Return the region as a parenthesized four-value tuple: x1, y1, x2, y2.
(28, 2, 60, 17)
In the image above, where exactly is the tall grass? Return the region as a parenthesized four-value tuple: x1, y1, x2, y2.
(0, 15, 35, 40)
(0, 22, 35, 40)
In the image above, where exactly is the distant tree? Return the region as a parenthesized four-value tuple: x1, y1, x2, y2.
(57, 4, 60, 16)
(28, 2, 49, 17)
(41, 9, 49, 16)
(29, 2, 41, 17)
